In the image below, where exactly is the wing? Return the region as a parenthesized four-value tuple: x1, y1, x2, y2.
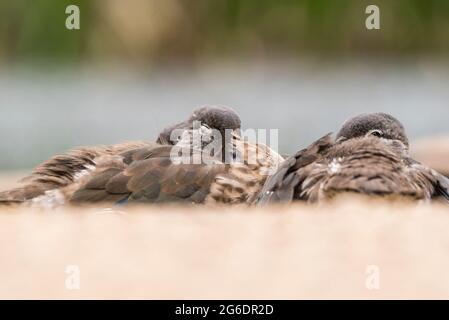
(0, 141, 153, 204)
(434, 172, 449, 201)
(0, 185, 40, 205)
(70, 145, 227, 204)
(256, 133, 333, 204)
(414, 152, 449, 201)
(405, 157, 449, 202)
(0, 148, 101, 204)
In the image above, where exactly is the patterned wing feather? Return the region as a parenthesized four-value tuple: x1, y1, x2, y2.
(256, 133, 333, 204)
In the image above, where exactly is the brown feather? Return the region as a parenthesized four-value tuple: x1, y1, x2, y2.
(258, 133, 444, 204)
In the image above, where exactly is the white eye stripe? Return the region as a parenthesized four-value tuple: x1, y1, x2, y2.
(368, 129, 383, 137)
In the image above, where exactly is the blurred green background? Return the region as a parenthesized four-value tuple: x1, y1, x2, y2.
(1, 0, 448, 67)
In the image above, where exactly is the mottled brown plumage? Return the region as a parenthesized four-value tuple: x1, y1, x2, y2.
(258, 113, 449, 204)
(70, 134, 283, 205)
(0, 141, 152, 204)
(0, 105, 242, 205)
(70, 145, 225, 204)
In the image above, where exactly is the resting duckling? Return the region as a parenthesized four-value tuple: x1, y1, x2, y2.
(257, 113, 449, 204)
(0, 105, 242, 206)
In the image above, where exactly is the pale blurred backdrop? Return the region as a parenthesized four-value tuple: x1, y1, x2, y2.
(1, 0, 448, 170)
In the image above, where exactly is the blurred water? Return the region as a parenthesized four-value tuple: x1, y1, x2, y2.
(1, 61, 448, 170)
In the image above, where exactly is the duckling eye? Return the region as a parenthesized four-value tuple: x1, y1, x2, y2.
(370, 130, 383, 137)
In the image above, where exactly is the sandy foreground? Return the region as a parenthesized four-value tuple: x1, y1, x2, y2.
(1, 183, 449, 299)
